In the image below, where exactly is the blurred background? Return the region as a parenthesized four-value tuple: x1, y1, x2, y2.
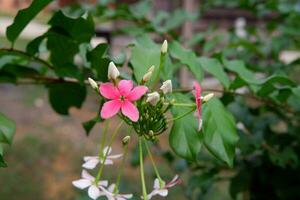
(1, 0, 300, 200)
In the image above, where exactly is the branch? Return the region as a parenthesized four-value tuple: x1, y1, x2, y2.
(0, 48, 54, 69)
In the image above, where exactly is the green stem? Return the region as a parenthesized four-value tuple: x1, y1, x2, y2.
(168, 103, 196, 108)
(139, 137, 148, 200)
(167, 108, 195, 122)
(98, 120, 110, 157)
(152, 52, 165, 90)
(143, 138, 163, 182)
(113, 127, 133, 194)
(95, 121, 123, 183)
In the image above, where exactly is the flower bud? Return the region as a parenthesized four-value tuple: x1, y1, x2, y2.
(203, 93, 214, 102)
(122, 136, 131, 145)
(142, 65, 155, 82)
(108, 61, 120, 80)
(88, 77, 98, 90)
(160, 80, 172, 94)
(161, 40, 168, 54)
(146, 92, 160, 106)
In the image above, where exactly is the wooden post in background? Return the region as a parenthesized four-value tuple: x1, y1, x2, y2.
(180, 0, 197, 88)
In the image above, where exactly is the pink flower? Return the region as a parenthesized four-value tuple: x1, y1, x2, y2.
(193, 81, 202, 131)
(147, 175, 181, 199)
(100, 80, 148, 122)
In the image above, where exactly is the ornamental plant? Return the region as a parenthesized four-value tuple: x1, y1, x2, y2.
(72, 42, 216, 199)
(1, 0, 300, 200)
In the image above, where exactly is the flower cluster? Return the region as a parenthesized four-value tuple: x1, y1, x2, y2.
(73, 40, 214, 199)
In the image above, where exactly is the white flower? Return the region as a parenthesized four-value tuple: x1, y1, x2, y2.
(82, 146, 122, 169)
(161, 40, 168, 54)
(160, 80, 172, 94)
(88, 77, 98, 90)
(101, 183, 133, 200)
(108, 61, 120, 80)
(147, 175, 181, 199)
(146, 92, 160, 106)
(72, 170, 108, 200)
(202, 93, 214, 102)
(142, 65, 155, 82)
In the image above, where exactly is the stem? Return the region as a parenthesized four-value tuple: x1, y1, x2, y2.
(0, 48, 54, 69)
(139, 137, 148, 200)
(143, 138, 163, 182)
(167, 108, 195, 122)
(98, 120, 110, 157)
(113, 127, 133, 194)
(152, 52, 165, 90)
(168, 103, 196, 108)
(95, 121, 123, 183)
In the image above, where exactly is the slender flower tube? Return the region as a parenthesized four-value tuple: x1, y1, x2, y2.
(193, 81, 202, 131)
(142, 65, 155, 82)
(72, 170, 108, 200)
(161, 40, 168, 54)
(160, 80, 172, 94)
(88, 77, 98, 90)
(202, 93, 214, 102)
(108, 62, 120, 80)
(100, 80, 148, 122)
(146, 92, 160, 106)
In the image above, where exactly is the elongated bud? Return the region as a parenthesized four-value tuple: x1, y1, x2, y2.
(160, 80, 172, 94)
(161, 40, 168, 54)
(88, 77, 98, 90)
(122, 136, 131, 145)
(142, 65, 155, 82)
(203, 93, 214, 102)
(146, 92, 160, 106)
(108, 61, 120, 80)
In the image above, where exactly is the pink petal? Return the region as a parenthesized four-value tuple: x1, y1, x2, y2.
(82, 170, 95, 181)
(100, 83, 120, 99)
(121, 100, 139, 122)
(193, 81, 202, 131)
(100, 99, 122, 119)
(72, 179, 91, 189)
(88, 185, 101, 200)
(118, 80, 133, 96)
(127, 86, 148, 101)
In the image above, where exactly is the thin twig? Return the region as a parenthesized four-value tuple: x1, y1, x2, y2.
(0, 48, 54, 69)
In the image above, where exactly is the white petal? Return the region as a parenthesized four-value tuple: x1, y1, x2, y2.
(153, 178, 160, 189)
(158, 189, 168, 197)
(72, 179, 91, 189)
(82, 158, 100, 169)
(82, 170, 95, 181)
(108, 153, 123, 159)
(121, 194, 133, 199)
(88, 185, 101, 200)
(84, 156, 98, 162)
(108, 184, 117, 193)
(103, 159, 114, 165)
(103, 146, 112, 156)
(97, 180, 108, 187)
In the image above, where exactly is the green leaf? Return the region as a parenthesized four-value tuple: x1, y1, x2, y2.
(257, 75, 296, 97)
(6, 0, 53, 43)
(223, 58, 259, 91)
(0, 145, 7, 168)
(169, 93, 202, 161)
(47, 83, 87, 115)
(82, 116, 102, 136)
(202, 98, 239, 167)
(130, 35, 160, 83)
(48, 11, 95, 43)
(26, 35, 46, 55)
(87, 43, 110, 82)
(198, 57, 230, 89)
(169, 41, 203, 81)
(0, 112, 16, 145)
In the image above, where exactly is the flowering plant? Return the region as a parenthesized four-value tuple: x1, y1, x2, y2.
(73, 40, 230, 200)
